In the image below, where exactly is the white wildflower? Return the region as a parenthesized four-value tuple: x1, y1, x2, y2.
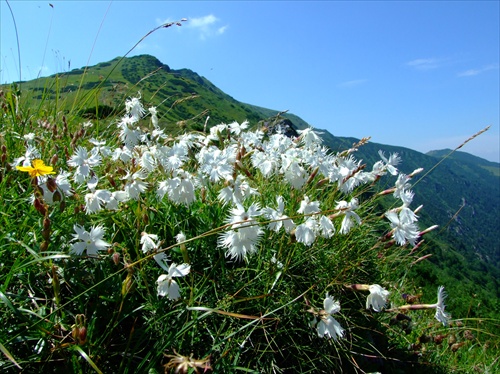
(366, 284, 390, 312)
(69, 224, 110, 256)
(310, 293, 345, 340)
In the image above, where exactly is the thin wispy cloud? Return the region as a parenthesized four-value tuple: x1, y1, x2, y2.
(35, 65, 50, 79)
(217, 25, 228, 35)
(189, 14, 218, 29)
(157, 15, 228, 40)
(187, 14, 228, 40)
(337, 79, 367, 88)
(458, 64, 498, 77)
(406, 58, 445, 71)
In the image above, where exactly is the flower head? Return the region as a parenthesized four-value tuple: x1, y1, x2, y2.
(366, 284, 390, 312)
(69, 224, 110, 256)
(218, 203, 263, 261)
(378, 150, 401, 176)
(434, 286, 451, 326)
(262, 196, 295, 233)
(335, 198, 362, 234)
(175, 231, 187, 244)
(141, 232, 159, 253)
(84, 189, 112, 214)
(67, 146, 101, 183)
(125, 94, 146, 121)
(16, 159, 55, 177)
(297, 195, 320, 215)
(295, 217, 318, 246)
(156, 262, 191, 300)
(297, 127, 323, 148)
(391, 285, 451, 326)
(385, 210, 420, 246)
(310, 293, 345, 340)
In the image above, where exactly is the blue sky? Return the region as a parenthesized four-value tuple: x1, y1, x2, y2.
(1, 1, 499, 162)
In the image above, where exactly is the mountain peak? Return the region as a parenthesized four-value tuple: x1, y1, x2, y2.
(128, 54, 169, 70)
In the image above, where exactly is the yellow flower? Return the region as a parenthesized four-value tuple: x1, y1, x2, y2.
(16, 159, 56, 177)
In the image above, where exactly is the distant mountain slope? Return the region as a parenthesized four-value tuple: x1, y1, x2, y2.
(321, 134, 500, 265)
(14, 54, 304, 132)
(319, 133, 500, 318)
(427, 148, 500, 176)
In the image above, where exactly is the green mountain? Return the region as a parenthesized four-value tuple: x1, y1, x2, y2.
(14, 54, 309, 132)
(427, 148, 500, 176)
(7, 54, 499, 318)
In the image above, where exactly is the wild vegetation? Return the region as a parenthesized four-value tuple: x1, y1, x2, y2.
(1, 23, 499, 374)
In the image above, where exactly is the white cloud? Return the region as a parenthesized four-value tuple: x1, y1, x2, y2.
(35, 65, 51, 79)
(406, 58, 444, 70)
(186, 14, 228, 39)
(337, 79, 367, 88)
(458, 64, 498, 77)
(189, 14, 218, 29)
(458, 68, 481, 77)
(217, 25, 228, 35)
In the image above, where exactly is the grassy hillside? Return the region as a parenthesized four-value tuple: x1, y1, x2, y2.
(12, 54, 299, 134)
(427, 149, 500, 176)
(1, 53, 498, 372)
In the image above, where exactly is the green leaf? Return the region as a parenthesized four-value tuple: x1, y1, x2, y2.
(73, 345, 103, 374)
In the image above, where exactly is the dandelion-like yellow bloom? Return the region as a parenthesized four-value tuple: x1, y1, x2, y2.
(16, 159, 56, 177)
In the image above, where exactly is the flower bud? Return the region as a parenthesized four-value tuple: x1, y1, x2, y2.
(46, 177, 57, 193)
(306, 167, 319, 185)
(464, 330, 474, 341)
(112, 252, 121, 265)
(121, 273, 134, 296)
(433, 334, 447, 345)
(451, 342, 465, 352)
(107, 174, 116, 188)
(50, 154, 58, 166)
(59, 199, 66, 213)
(34, 198, 47, 216)
(78, 326, 87, 345)
(72, 326, 79, 342)
(315, 178, 328, 188)
(43, 217, 51, 230)
(52, 189, 62, 202)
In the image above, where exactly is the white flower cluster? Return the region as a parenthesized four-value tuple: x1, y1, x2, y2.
(384, 172, 422, 246)
(15, 95, 434, 313)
